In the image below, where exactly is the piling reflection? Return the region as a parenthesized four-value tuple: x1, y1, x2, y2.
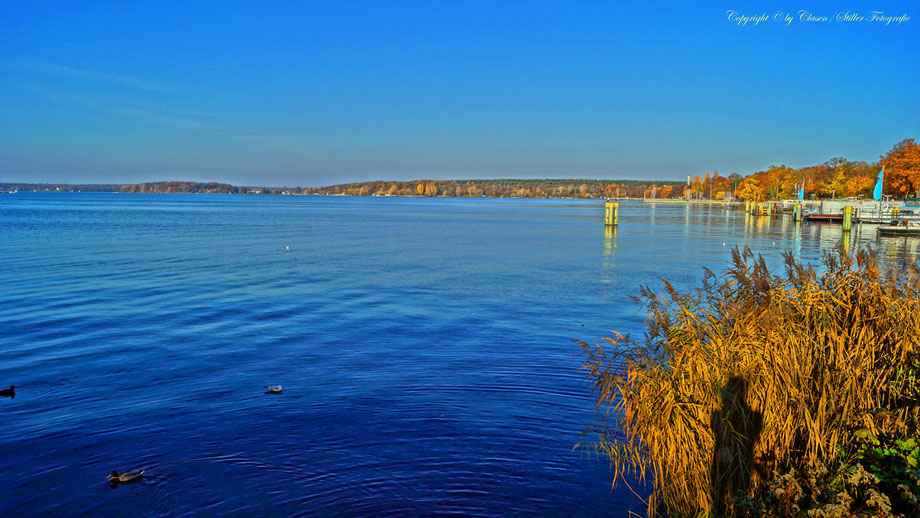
(601, 225, 618, 283)
(811, 222, 846, 250)
(878, 235, 920, 264)
(604, 224, 618, 244)
(777, 213, 792, 232)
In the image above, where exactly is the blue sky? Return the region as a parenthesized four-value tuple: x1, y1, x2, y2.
(1, 1, 917, 186)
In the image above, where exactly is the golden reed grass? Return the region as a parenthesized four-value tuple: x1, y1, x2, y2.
(578, 247, 920, 517)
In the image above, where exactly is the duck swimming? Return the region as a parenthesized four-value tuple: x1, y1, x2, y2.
(264, 385, 282, 394)
(0, 386, 14, 398)
(107, 469, 145, 483)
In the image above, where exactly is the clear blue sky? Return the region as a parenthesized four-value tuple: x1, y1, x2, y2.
(1, 1, 917, 186)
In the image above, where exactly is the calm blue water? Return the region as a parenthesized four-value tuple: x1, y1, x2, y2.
(0, 194, 908, 516)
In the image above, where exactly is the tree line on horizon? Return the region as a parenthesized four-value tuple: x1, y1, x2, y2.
(313, 178, 675, 199)
(313, 138, 919, 201)
(3, 138, 916, 200)
(117, 181, 293, 195)
(0, 182, 120, 192)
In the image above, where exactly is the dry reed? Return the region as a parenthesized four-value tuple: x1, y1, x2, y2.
(578, 247, 920, 517)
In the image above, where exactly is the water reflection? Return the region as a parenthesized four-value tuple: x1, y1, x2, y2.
(877, 234, 920, 263)
(811, 222, 847, 251)
(601, 226, 618, 283)
(605, 203, 920, 269)
(789, 220, 802, 259)
(604, 225, 618, 245)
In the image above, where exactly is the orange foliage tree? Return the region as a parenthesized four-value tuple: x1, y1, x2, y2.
(734, 178, 761, 201)
(881, 139, 920, 198)
(840, 174, 875, 198)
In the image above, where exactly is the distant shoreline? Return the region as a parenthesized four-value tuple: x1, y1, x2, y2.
(0, 179, 678, 200)
(2, 189, 657, 201)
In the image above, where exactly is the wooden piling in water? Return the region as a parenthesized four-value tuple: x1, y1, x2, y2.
(605, 201, 618, 226)
(793, 202, 802, 222)
(843, 206, 853, 231)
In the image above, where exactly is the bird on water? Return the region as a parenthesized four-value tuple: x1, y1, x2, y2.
(0, 386, 14, 398)
(265, 385, 283, 394)
(107, 469, 145, 483)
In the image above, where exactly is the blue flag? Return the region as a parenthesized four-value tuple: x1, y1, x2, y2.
(798, 181, 804, 201)
(873, 167, 885, 200)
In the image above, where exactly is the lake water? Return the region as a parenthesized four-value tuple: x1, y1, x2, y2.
(0, 194, 910, 516)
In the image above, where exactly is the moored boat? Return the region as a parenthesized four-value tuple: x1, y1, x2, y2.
(804, 213, 843, 223)
(877, 221, 920, 237)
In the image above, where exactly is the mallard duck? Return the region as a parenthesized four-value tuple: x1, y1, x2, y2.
(0, 386, 13, 398)
(107, 469, 145, 482)
(264, 385, 282, 394)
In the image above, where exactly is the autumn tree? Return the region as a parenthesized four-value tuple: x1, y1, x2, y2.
(735, 178, 761, 201)
(881, 138, 920, 198)
(752, 165, 789, 200)
(823, 157, 855, 198)
(840, 173, 875, 198)
(713, 172, 731, 199)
